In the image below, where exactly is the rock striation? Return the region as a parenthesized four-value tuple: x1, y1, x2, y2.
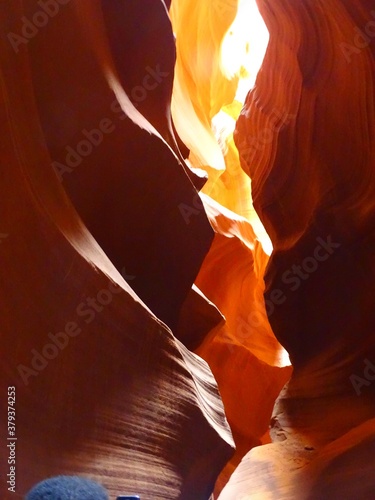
(0, 1, 234, 498)
(221, 0, 375, 497)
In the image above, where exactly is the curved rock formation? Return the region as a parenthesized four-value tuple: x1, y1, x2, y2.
(195, 195, 292, 494)
(26, 0, 213, 331)
(170, 1, 291, 494)
(3, 0, 374, 498)
(221, 0, 375, 497)
(0, 1, 233, 498)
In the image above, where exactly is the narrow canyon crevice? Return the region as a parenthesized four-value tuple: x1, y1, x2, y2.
(1, 0, 374, 499)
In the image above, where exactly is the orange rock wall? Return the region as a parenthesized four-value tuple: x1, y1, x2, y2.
(221, 0, 375, 497)
(0, 1, 234, 498)
(2, 0, 374, 498)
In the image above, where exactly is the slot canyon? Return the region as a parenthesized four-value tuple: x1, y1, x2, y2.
(1, 0, 374, 499)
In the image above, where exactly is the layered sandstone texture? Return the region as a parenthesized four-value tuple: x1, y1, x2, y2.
(0, 1, 234, 499)
(220, 0, 375, 498)
(2, 0, 372, 499)
(170, 0, 292, 493)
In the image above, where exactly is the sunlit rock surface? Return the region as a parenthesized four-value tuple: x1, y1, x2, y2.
(25, 0, 213, 332)
(170, 0, 270, 249)
(170, 1, 291, 495)
(222, 0, 375, 497)
(195, 195, 292, 494)
(2, 0, 372, 498)
(0, 1, 234, 498)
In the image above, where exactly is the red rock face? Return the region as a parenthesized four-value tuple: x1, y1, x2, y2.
(27, 0, 214, 332)
(2, 0, 374, 498)
(169, 1, 293, 495)
(235, 0, 375, 373)
(222, 0, 375, 497)
(0, 1, 233, 498)
(235, 0, 375, 365)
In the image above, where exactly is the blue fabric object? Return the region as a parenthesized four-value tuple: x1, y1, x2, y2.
(25, 475, 109, 500)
